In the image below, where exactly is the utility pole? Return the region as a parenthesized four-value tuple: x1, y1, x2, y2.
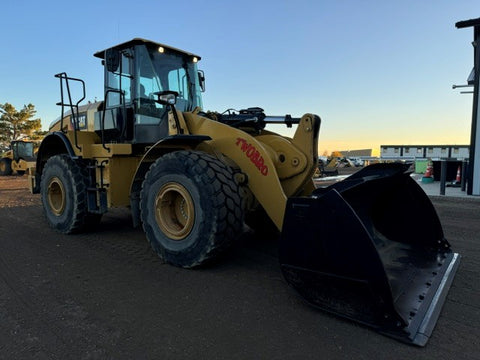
(456, 18, 480, 195)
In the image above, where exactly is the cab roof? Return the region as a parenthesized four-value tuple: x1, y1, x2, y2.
(93, 38, 201, 60)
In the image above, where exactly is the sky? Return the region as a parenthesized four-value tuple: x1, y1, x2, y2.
(0, 0, 478, 155)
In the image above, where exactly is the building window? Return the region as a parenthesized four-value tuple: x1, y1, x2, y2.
(417, 148, 422, 154)
(405, 148, 410, 154)
(441, 148, 447, 154)
(428, 147, 433, 154)
(453, 148, 459, 154)
(394, 148, 399, 154)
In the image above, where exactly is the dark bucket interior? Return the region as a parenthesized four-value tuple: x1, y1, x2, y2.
(279, 163, 460, 346)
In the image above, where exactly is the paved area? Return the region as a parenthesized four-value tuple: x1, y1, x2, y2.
(0, 176, 479, 359)
(412, 173, 480, 199)
(317, 170, 480, 200)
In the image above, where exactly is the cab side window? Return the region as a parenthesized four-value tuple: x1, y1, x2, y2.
(167, 68, 188, 111)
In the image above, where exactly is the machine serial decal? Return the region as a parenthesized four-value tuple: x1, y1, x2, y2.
(236, 138, 269, 176)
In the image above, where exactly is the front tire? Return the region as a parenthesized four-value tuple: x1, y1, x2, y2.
(40, 154, 89, 233)
(0, 158, 12, 176)
(140, 151, 244, 268)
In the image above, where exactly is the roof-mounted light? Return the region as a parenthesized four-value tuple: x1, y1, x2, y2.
(192, 57, 198, 63)
(158, 46, 165, 53)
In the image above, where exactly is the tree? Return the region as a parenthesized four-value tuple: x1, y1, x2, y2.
(0, 103, 44, 148)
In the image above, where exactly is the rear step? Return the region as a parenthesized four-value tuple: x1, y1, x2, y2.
(279, 163, 460, 346)
(86, 161, 108, 214)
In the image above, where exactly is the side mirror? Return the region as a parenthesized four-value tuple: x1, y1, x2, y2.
(198, 70, 205, 92)
(155, 91, 179, 105)
(155, 91, 183, 134)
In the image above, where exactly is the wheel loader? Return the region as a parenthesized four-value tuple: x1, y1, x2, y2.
(30, 38, 460, 346)
(0, 140, 36, 176)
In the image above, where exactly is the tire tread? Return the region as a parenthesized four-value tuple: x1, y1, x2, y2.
(140, 150, 244, 268)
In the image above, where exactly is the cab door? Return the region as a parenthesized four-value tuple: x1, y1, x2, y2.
(96, 48, 134, 142)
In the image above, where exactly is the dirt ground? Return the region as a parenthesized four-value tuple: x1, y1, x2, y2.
(0, 176, 39, 208)
(0, 176, 479, 359)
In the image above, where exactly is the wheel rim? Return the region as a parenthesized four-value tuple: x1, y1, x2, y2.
(155, 182, 195, 240)
(0, 161, 5, 172)
(47, 177, 66, 216)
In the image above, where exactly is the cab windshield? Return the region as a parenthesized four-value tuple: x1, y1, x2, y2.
(13, 141, 34, 160)
(135, 45, 203, 113)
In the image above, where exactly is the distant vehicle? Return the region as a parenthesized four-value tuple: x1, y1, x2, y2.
(0, 140, 36, 176)
(348, 157, 364, 167)
(318, 156, 328, 166)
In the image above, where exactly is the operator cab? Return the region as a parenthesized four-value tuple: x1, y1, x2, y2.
(93, 38, 204, 144)
(12, 141, 35, 162)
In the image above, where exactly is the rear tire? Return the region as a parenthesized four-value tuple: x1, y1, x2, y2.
(0, 158, 12, 176)
(40, 154, 90, 233)
(140, 150, 244, 268)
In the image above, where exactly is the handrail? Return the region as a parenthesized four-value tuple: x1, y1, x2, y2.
(54, 73, 86, 152)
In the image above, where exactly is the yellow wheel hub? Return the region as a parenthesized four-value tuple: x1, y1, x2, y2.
(155, 182, 195, 240)
(0, 161, 5, 172)
(47, 177, 66, 216)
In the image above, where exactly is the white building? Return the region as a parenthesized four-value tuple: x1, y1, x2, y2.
(380, 145, 469, 160)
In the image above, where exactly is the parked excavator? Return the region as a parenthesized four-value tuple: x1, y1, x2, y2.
(29, 38, 459, 346)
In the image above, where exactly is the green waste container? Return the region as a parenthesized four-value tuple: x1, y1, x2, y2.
(415, 159, 428, 174)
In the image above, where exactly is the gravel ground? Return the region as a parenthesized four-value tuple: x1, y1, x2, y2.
(0, 175, 479, 360)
